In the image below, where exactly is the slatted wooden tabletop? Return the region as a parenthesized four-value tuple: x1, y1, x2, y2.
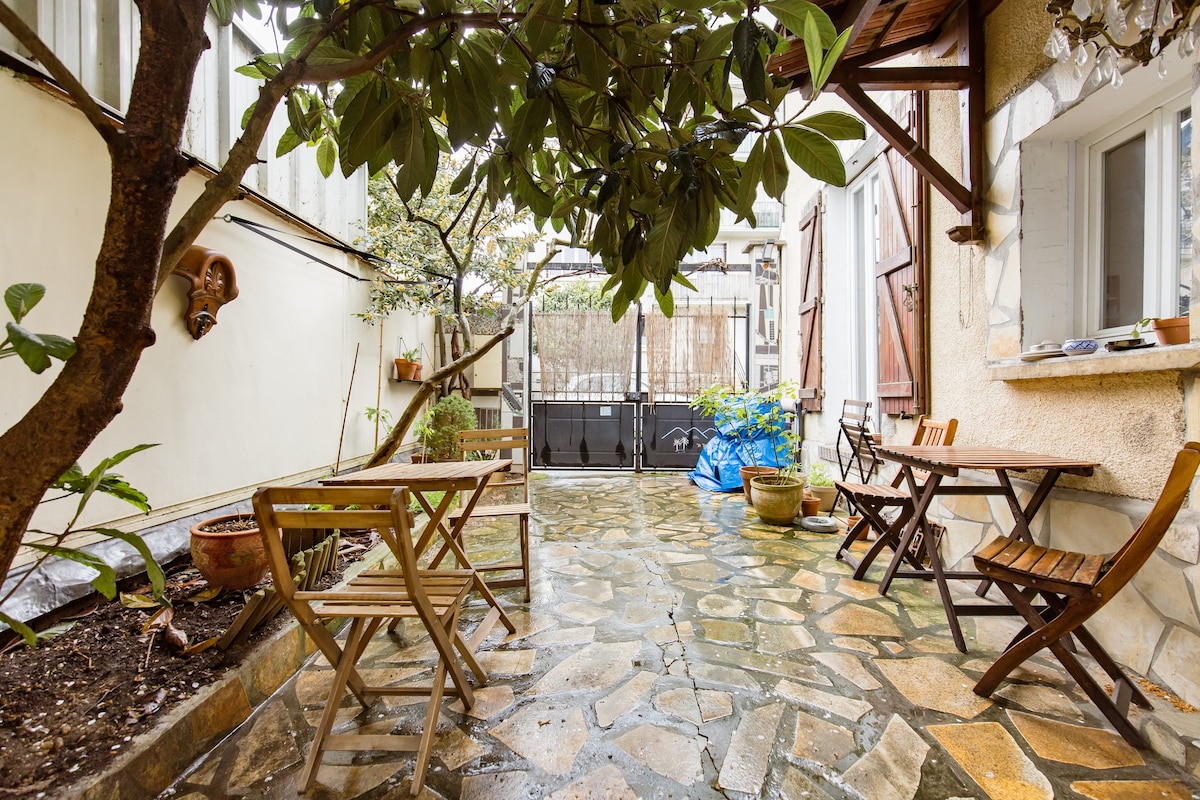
(878, 446, 1097, 477)
(322, 459, 512, 486)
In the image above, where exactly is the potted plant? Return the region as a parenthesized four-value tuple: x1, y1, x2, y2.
(689, 385, 784, 501)
(807, 461, 838, 512)
(189, 513, 268, 589)
(395, 346, 423, 381)
(1151, 315, 1190, 345)
(725, 382, 806, 526)
(417, 393, 477, 461)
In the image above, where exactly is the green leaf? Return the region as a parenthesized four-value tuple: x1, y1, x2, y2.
(240, 100, 257, 130)
(276, 127, 306, 158)
(5, 283, 44, 323)
(798, 110, 865, 141)
(732, 18, 766, 102)
(316, 136, 337, 178)
(448, 155, 477, 195)
(735, 136, 765, 220)
(781, 126, 846, 186)
(0, 611, 37, 648)
(5, 323, 51, 373)
(27, 544, 117, 600)
(762, 132, 789, 201)
(654, 283, 675, 317)
(526, 62, 556, 98)
(234, 63, 264, 80)
(801, 12, 824, 92)
(812, 26, 852, 90)
(98, 529, 166, 599)
(523, 0, 565, 57)
(120, 592, 163, 609)
(38, 334, 76, 361)
(763, 0, 836, 46)
(672, 271, 699, 292)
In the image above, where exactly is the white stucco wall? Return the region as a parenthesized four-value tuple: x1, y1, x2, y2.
(0, 68, 431, 535)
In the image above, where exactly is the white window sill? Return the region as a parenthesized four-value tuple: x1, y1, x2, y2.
(988, 343, 1200, 381)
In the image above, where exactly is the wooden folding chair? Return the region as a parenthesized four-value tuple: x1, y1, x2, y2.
(835, 400, 881, 487)
(253, 485, 481, 795)
(834, 415, 958, 579)
(972, 442, 1200, 747)
(449, 427, 532, 601)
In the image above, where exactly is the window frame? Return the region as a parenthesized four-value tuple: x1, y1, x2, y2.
(1077, 90, 1192, 338)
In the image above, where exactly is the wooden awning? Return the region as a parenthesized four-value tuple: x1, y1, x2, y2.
(768, 0, 1002, 243)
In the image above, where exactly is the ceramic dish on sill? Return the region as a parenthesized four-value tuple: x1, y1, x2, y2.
(1019, 349, 1065, 361)
(1105, 338, 1155, 352)
(1063, 338, 1099, 356)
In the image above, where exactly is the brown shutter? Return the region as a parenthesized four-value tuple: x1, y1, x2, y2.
(875, 94, 928, 415)
(796, 196, 823, 411)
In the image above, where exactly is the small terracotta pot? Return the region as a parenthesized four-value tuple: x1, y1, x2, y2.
(739, 466, 778, 501)
(395, 358, 421, 381)
(845, 514, 867, 541)
(801, 498, 821, 517)
(1152, 317, 1190, 346)
(190, 514, 268, 590)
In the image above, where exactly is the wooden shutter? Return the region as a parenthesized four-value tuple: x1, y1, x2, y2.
(875, 94, 928, 415)
(796, 196, 823, 411)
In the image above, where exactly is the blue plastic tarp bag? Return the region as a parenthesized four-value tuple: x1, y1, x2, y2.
(689, 435, 745, 492)
(688, 397, 794, 492)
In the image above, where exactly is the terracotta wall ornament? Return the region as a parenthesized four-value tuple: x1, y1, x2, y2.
(172, 246, 239, 339)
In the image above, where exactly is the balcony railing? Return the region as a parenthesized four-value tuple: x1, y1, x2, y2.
(720, 201, 783, 229)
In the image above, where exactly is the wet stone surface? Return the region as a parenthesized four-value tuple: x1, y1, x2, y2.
(166, 474, 1200, 799)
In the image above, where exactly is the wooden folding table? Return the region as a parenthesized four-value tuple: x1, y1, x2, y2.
(872, 445, 1097, 652)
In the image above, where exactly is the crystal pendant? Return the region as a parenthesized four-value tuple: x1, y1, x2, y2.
(1179, 28, 1196, 57)
(1158, 1, 1177, 30)
(1151, 35, 1161, 56)
(1098, 46, 1118, 80)
(1135, 0, 1156, 28)
(1112, 66, 1125, 87)
(1158, 56, 1168, 77)
(1106, 0, 1129, 37)
(1045, 29, 1065, 59)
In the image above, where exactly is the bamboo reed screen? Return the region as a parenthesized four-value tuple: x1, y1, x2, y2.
(644, 305, 735, 403)
(533, 310, 638, 400)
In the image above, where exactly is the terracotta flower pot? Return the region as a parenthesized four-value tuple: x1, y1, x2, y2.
(395, 358, 422, 380)
(846, 514, 867, 541)
(809, 485, 839, 513)
(801, 497, 821, 517)
(1152, 317, 1190, 346)
(739, 466, 778, 501)
(749, 475, 805, 526)
(190, 513, 268, 589)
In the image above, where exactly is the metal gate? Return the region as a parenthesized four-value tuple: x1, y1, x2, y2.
(528, 302, 752, 471)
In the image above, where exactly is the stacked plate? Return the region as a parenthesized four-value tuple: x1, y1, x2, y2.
(1019, 340, 1065, 361)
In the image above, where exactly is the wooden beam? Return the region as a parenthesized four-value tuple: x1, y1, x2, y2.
(828, 65, 971, 91)
(835, 83, 973, 214)
(791, 0, 884, 97)
(956, 3, 985, 240)
(837, 30, 940, 70)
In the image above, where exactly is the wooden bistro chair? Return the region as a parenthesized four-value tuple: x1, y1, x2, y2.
(971, 441, 1200, 748)
(835, 400, 881, 491)
(449, 427, 532, 601)
(253, 485, 481, 795)
(834, 415, 958, 579)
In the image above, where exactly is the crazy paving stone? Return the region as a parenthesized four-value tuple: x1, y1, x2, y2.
(757, 621, 816, 654)
(595, 670, 658, 728)
(832, 636, 879, 655)
(719, 555, 768, 567)
(790, 709, 856, 765)
(676, 563, 724, 581)
(498, 612, 557, 644)
(879, 641, 905, 655)
(528, 626, 596, 646)
(653, 687, 733, 723)
(658, 551, 707, 564)
(908, 634, 963, 654)
(580, 553, 615, 568)
(877, 658, 991, 718)
(699, 618, 752, 644)
(614, 723, 704, 786)
(1070, 780, 1194, 800)
(435, 724, 487, 770)
(755, 599, 806, 621)
(618, 585, 678, 606)
(693, 642, 831, 685)
(460, 771, 530, 800)
(780, 766, 836, 800)
(789, 568, 828, 591)
(929, 721, 1053, 800)
(563, 578, 614, 602)
(447, 685, 516, 720)
(690, 661, 762, 690)
(676, 578, 722, 593)
(776, 679, 873, 722)
(619, 602, 668, 626)
(527, 641, 640, 695)
(717, 702, 785, 794)
(228, 700, 301, 788)
(1007, 710, 1144, 769)
(734, 586, 803, 602)
(488, 703, 589, 775)
(556, 602, 613, 624)
(648, 621, 693, 645)
(842, 715, 929, 800)
(299, 762, 404, 799)
(696, 594, 748, 617)
(812, 652, 882, 691)
(835, 577, 885, 601)
(809, 594, 843, 614)
(994, 683, 1084, 721)
(297, 667, 422, 705)
(548, 765, 638, 800)
(816, 604, 903, 638)
(745, 565, 789, 581)
(477, 649, 536, 676)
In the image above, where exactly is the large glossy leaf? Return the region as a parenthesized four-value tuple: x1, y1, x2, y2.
(0, 611, 36, 648)
(762, 132, 789, 200)
(763, 0, 836, 46)
(798, 110, 865, 141)
(781, 125, 845, 186)
(316, 136, 337, 178)
(26, 544, 117, 600)
(4, 283, 43, 323)
(812, 26, 852, 90)
(5, 323, 51, 373)
(95, 528, 166, 599)
(731, 18, 766, 102)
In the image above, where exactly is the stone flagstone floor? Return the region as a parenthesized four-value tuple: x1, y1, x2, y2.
(165, 474, 1200, 799)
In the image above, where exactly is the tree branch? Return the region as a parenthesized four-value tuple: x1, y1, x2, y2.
(0, 1, 120, 150)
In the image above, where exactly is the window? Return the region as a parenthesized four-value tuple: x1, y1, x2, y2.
(1080, 95, 1192, 335)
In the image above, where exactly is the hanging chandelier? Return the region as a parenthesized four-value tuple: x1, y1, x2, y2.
(1044, 0, 1200, 86)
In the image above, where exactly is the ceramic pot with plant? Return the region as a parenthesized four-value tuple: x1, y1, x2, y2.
(749, 474, 807, 525)
(1152, 316, 1190, 345)
(806, 461, 839, 512)
(190, 513, 268, 589)
(395, 346, 422, 381)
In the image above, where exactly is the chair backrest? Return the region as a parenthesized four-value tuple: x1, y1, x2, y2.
(252, 486, 418, 606)
(904, 416, 959, 485)
(459, 427, 529, 501)
(1096, 441, 1200, 596)
(836, 400, 878, 482)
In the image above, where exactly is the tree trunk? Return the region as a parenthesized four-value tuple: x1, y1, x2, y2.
(0, 2, 210, 586)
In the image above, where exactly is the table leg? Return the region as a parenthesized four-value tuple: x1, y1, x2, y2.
(440, 480, 517, 634)
(878, 470, 942, 594)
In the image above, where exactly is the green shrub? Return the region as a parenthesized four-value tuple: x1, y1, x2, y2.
(417, 394, 477, 461)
